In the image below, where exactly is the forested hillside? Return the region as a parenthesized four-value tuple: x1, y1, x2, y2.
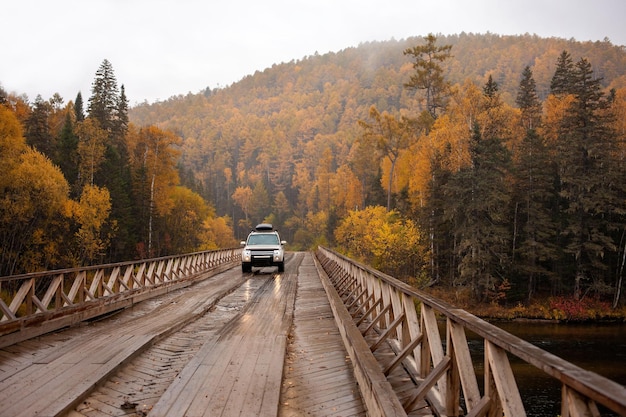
(3, 32, 626, 310)
(131, 33, 626, 233)
(130, 33, 626, 307)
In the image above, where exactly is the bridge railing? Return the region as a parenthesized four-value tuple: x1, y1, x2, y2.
(0, 248, 240, 347)
(315, 246, 626, 417)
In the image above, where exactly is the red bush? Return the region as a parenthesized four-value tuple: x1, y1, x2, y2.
(549, 296, 611, 321)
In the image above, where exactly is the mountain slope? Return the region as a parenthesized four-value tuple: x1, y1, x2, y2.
(129, 33, 626, 228)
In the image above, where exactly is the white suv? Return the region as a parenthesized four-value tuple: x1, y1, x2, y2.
(241, 224, 286, 273)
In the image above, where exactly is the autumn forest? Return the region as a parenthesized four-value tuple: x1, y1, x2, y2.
(2, 33, 626, 310)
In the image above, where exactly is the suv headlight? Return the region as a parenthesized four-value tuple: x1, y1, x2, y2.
(242, 249, 251, 262)
(273, 249, 281, 261)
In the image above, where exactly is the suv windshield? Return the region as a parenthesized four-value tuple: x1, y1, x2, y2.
(247, 234, 279, 245)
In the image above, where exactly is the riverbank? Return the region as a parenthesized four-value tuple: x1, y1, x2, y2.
(424, 287, 626, 322)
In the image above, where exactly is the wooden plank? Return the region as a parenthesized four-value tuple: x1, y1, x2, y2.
(189, 334, 249, 416)
(403, 356, 451, 412)
(0, 266, 247, 416)
(448, 319, 481, 412)
(485, 340, 526, 417)
(279, 253, 366, 417)
(421, 304, 446, 398)
(151, 271, 297, 417)
(383, 334, 423, 376)
(370, 313, 406, 352)
(563, 386, 601, 417)
(7, 334, 150, 417)
(313, 252, 408, 417)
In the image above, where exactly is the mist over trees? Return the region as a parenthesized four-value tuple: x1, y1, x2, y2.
(3, 32, 626, 307)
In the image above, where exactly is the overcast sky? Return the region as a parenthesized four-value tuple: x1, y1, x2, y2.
(2, 0, 625, 105)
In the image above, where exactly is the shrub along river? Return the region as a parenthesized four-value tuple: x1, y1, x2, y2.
(466, 321, 626, 416)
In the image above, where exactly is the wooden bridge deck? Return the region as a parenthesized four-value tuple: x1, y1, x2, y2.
(0, 252, 381, 417)
(279, 252, 366, 417)
(3, 248, 624, 416)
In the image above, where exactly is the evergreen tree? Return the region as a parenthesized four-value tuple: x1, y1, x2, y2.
(86, 59, 135, 261)
(403, 33, 452, 127)
(115, 85, 129, 138)
(0, 85, 7, 105)
(550, 50, 576, 96)
(424, 144, 454, 286)
(516, 66, 542, 130)
(480, 75, 508, 149)
(512, 129, 559, 299)
(512, 66, 559, 299)
(557, 58, 620, 298)
(483, 74, 499, 101)
(56, 112, 80, 195)
(88, 59, 119, 132)
(25, 95, 54, 158)
(444, 122, 512, 301)
(74, 92, 85, 122)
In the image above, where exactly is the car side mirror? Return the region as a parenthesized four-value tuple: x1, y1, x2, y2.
(281, 241, 287, 245)
(240, 241, 246, 246)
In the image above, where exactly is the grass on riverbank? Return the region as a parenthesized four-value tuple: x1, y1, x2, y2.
(424, 287, 626, 322)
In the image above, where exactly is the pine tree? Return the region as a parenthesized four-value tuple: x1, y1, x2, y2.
(0, 85, 7, 105)
(550, 50, 576, 96)
(56, 112, 80, 195)
(88, 59, 119, 132)
(557, 57, 620, 298)
(512, 129, 559, 299)
(403, 33, 452, 125)
(480, 75, 509, 149)
(483, 74, 499, 101)
(512, 66, 559, 299)
(86, 59, 136, 261)
(25, 95, 54, 158)
(115, 84, 129, 138)
(74, 92, 85, 122)
(516, 66, 542, 130)
(444, 122, 512, 301)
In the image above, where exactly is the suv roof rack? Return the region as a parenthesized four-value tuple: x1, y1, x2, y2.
(255, 223, 274, 231)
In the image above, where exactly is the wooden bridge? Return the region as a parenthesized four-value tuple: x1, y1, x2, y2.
(1, 247, 625, 417)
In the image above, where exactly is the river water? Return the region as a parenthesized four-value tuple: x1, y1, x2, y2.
(466, 321, 626, 416)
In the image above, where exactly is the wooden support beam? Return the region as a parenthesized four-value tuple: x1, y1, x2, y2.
(403, 356, 451, 412)
(370, 313, 406, 353)
(383, 333, 423, 376)
(356, 296, 381, 326)
(362, 303, 391, 336)
(485, 341, 526, 417)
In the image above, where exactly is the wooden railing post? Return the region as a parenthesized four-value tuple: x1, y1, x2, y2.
(1, 248, 240, 346)
(314, 245, 626, 417)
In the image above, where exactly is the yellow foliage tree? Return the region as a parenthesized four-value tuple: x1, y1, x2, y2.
(75, 118, 107, 186)
(70, 184, 113, 264)
(164, 186, 213, 253)
(0, 106, 71, 274)
(127, 124, 181, 255)
(358, 106, 416, 210)
(201, 215, 237, 249)
(334, 206, 427, 280)
(232, 186, 253, 233)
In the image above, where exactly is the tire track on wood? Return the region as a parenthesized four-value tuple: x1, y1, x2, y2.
(69, 276, 270, 417)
